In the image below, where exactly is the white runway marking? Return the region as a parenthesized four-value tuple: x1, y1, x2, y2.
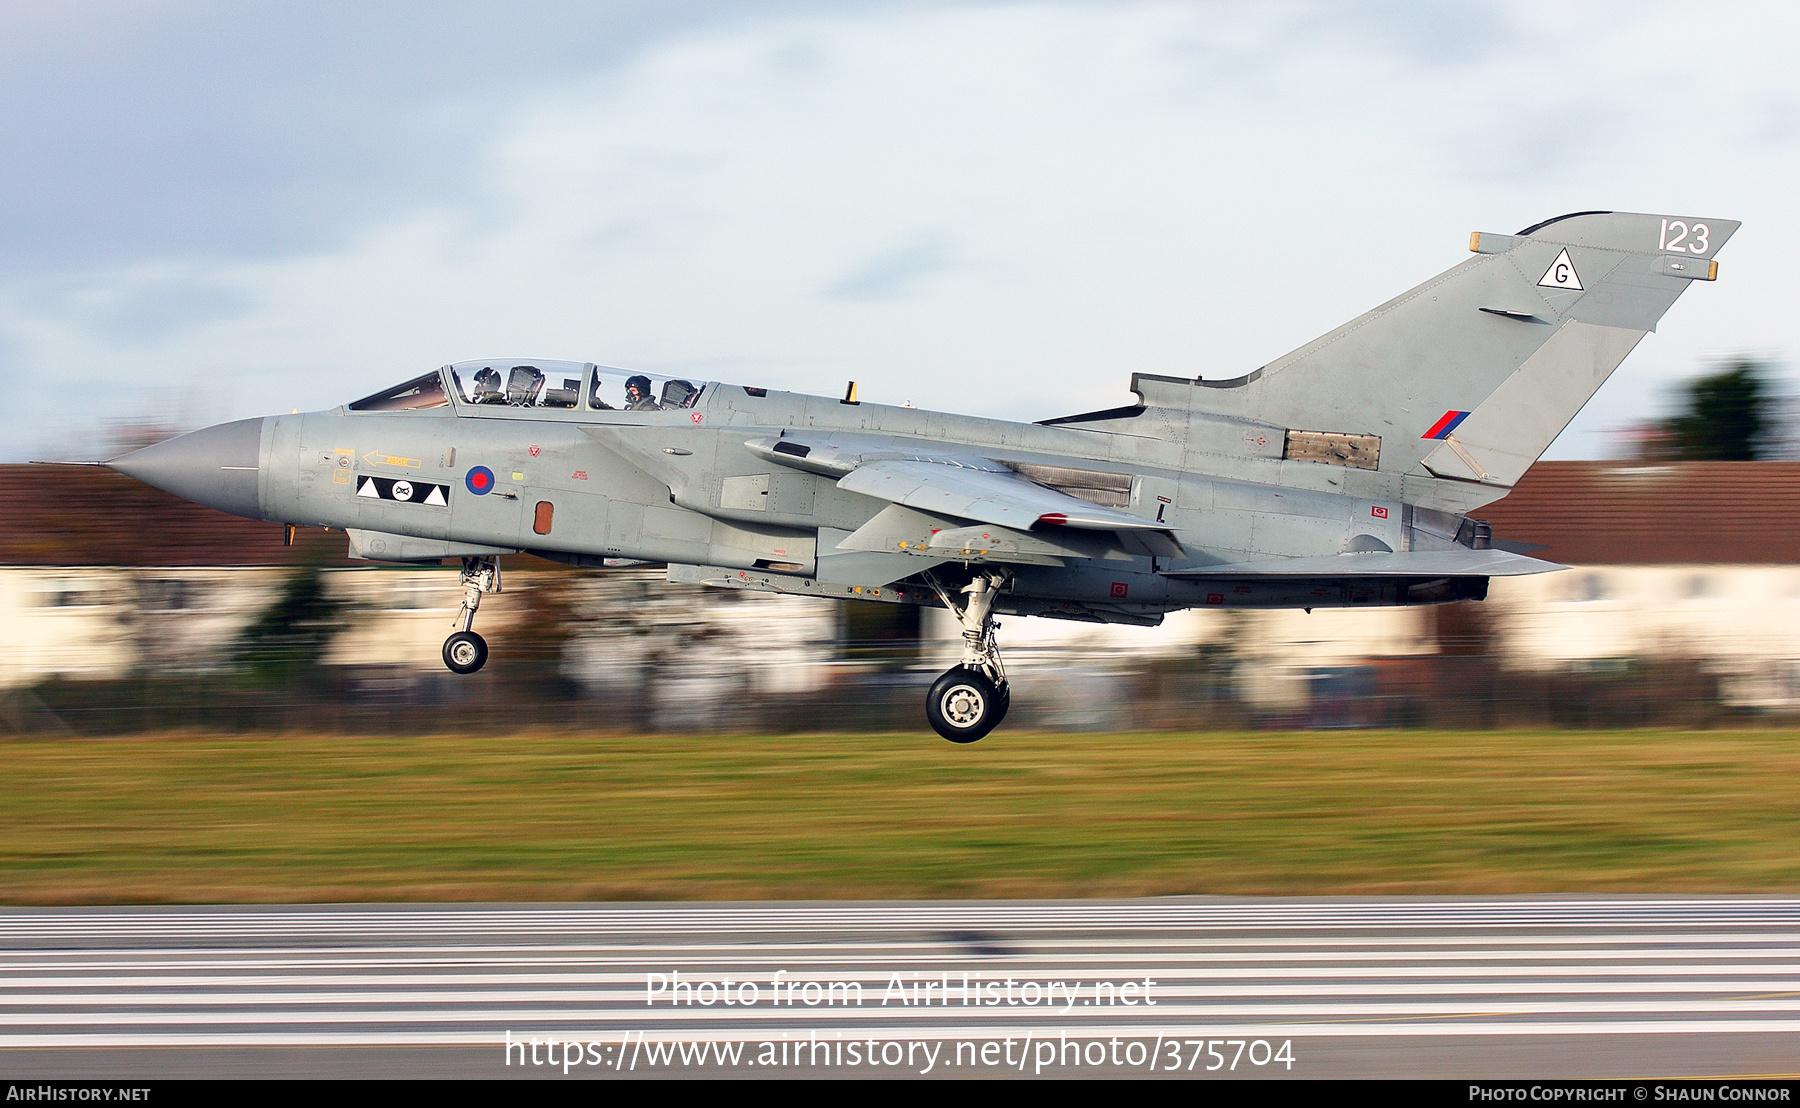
(0, 899, 1797, 1048)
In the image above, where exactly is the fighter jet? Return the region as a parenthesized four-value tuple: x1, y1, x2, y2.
(108, 210, 1737, 741)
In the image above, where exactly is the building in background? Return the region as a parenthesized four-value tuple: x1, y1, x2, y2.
(5, 463, 1799, 730)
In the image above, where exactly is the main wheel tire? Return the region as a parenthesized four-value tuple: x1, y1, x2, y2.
(442, 630, 488, 675)
(990, 681, 1011, 728)
(927, 665, 1002, 743)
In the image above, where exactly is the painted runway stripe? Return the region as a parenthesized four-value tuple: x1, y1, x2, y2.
(2, 902, 1795, 930)
(7, 963, 1800, 988)
(7, 1021, 1800, 1050)
(9, 931, 1800, 951)
(1, 899, 1795, 1050)
(7, 936, 1800, 964)
(6, 979, 1800, 1007)
(10, 992, 1800, 1021)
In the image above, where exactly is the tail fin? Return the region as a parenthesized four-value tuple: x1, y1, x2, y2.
(1143, 211, 1737, 511)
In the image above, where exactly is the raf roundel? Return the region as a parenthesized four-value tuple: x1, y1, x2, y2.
(465, 466, 495, 496)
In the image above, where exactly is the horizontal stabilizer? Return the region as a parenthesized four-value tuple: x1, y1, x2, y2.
(1162, 548, 1563, 578)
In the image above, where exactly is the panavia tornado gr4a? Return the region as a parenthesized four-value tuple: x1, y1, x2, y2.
(109, 210, 1738, 741)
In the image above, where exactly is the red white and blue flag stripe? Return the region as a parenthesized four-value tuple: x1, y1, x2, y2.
(1422, 410, 1471, 440)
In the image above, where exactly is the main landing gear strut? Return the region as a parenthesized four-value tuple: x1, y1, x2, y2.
(442, 556, 500, 675)
(925, 572, 1011, 743)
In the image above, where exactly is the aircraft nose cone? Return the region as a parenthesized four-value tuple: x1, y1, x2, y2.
(108, 416, 268, 520)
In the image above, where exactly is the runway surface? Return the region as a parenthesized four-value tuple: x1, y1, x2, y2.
(1, 898, 1798, 1078)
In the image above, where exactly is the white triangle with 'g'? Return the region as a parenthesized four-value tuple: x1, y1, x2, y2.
(356, 477, 380, 498)
(1538, 248, 1582, 290)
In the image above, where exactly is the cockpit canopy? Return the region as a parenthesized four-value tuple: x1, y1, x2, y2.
(583, 365, 704, 412)
(348, 361, 711, 414)
(451, 359, 589, 409)
(348, 370, 452, 412)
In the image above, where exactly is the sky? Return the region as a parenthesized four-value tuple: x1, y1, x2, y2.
(5, 0, 1799, 462)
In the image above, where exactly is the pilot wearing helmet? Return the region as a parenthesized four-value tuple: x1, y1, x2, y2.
(624, 375, 661, 411)
(471, 366, 505, 404)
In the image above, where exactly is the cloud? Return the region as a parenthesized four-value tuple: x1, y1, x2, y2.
(22, 272, 253, 344)
(825, 234, 960, 300)
(0, 0, 889, 277)
(5, 0, 1800, 464)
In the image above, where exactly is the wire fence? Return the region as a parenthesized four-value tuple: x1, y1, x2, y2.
(0, 646, 1772, 736)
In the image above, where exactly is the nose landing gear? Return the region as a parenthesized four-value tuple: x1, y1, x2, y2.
(442, 556, 501, 675)
(925, 573, 1010, 743)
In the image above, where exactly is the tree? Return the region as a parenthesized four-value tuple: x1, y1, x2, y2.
(232, 563, 346, 684)
(1660, 360, 1773, 461)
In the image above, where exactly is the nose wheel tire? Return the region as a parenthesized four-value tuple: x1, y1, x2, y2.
(927, 665, 1005, 743)
(442, 630, 488, 675)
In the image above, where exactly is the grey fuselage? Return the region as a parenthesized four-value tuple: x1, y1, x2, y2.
(111, 211, 1744, 628)
(215, 375, 1480, 626)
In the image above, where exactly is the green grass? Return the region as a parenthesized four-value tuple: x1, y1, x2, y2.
(1, 729, 1798, 904)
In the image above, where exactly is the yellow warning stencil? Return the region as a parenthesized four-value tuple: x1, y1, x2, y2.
(363, 451, 423, 469)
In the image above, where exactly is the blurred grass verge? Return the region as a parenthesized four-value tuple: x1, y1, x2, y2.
(1, 729, 1796, 905)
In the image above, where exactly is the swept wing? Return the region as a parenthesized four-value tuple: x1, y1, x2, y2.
(746, 433, 1184, 564)
(837, 458, 1165, 534)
